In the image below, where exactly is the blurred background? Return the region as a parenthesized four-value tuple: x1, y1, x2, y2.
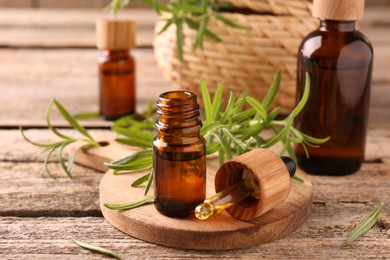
(0, 0, 388, 126)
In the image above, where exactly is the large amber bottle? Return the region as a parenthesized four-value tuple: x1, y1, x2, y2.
(153, 91, 206, 217)
(96, 19, 136, 120)
(295, 0, 373, 175)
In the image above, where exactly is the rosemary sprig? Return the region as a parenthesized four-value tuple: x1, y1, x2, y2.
(21, 99, 100, 178)
(346, 203, 384, 244)
(106, 72, 329, 187)
(104, 196, 155, 210)
(107, 0, 246, 61)
(70, 237, 122, 259)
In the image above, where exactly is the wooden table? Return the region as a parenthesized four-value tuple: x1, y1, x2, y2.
(1, 7, 389, 259)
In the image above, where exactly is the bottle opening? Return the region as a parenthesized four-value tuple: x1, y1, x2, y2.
(159, 91, 196, 101)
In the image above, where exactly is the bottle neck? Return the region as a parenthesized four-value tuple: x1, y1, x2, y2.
(156, 91, 202, 144)
(319, 19, 356, 32)
(101, 49, 130, 58)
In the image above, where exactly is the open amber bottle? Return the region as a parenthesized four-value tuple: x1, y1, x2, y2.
(96, 19, 136, 120)
(295, 0, 373, 175)
(153, 91, 206, 218)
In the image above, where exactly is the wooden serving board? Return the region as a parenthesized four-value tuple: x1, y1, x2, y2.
(67, 133, 313, 250)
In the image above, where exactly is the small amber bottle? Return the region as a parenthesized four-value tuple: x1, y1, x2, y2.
(96, 19, 136, 120)
(153, 91, 206, 218)
(295, 0, 373, 175)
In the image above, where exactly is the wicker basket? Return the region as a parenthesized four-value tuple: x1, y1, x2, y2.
(153, 0, 317, 113)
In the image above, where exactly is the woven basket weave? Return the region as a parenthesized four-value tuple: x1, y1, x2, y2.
(153, 0, 317, 113)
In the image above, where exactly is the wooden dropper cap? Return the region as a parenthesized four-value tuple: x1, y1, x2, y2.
(214, 149, 291, 220)
(313, 0, 365, 21)
(96, 19, 136, 50)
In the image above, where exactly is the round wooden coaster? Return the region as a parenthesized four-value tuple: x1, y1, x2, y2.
(99, 162, 312, 250)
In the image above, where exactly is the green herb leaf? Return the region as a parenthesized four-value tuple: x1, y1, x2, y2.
(174, 15, 184, 61)
(346, 203, 384, 244)
(200, 79, 212, 124)
(72, 112, 100, 120)
(53, 99, 97, 145)
(58, 140, 74, 179)
(262, 71, 281, 110)
(131, 172, 150, 187)
(21, 99, 99, 178)
(292, 174, 304, 183)
(211, 82, 224, 120)
(46, 99, 73, 140)
(70, 237, 122, 259)
(104, 196, 155, 210)
(214, 13, 247, 30)
(144, 168, 154, 196)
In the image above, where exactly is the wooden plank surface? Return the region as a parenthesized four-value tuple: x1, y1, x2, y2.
(0, 9, 157, 48)
(0, 5, 389, 259)
(0, 48, 171, 127)
(0, 130, 389, 257)
(0, 48, 389, 128)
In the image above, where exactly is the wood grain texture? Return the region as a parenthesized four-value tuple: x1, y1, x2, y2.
(0, 48, 171, 127)
(65, 132, 312, 249)
(0, 48, 388, 128)
(100, 168, 312, 250)
(0, 129, 389, 256)
(0, 213, 388, 259)
(0, 9, 156, 47)
(0, 6, 389, 258)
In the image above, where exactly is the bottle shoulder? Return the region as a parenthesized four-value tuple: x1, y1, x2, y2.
(299, 29, 373, 61)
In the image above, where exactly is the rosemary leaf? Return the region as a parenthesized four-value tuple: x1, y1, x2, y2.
(219, 92, 235, 123)
(115, 138, 152, 148)
(44, 146, 59, 179)
(157, 18, 174, 35)
(214, 12, 247, 30)
(200, 79, 212, 124)
(292, 175, 304, 183)
(72, 112, 99, 120)
(70, 237, 122, 259)
(144, 168, 154, 196)
(104, 196, 155, 210)
(67, 144, 91, 172)
(206, 142, 221, 155)
(346, 203, 384, 244)
(20, 127, 58, 148)
(46, 99, 73, 140)
(58, 140, 75, 179)
(211, 82, 224, 120)
(131, 172, 150, 187)
(53, 99, 97, 145)
(200, 122, 224, 137)
(262, 71, 281, 110)
(105, 150, 153, 167)
(174, 15, 184, 61)
(246, 96, 268, 120)
(213, 132, 232, 160)
(184, 18, 222, 42)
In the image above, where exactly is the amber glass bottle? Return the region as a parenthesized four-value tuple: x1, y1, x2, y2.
(96, 19, 136, 120)
(153, 91, 206, 218)
(295, 0, 373, 175)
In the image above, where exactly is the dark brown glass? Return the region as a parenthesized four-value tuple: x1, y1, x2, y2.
(98, 49, 135, 120)
(295, 20, 373, 175)
(153, 91, 206, 218)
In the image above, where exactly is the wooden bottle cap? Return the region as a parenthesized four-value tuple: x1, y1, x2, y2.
(96, 19, 136, 50)
(313, 0, 365, 21)
(214, 149, 291, 220)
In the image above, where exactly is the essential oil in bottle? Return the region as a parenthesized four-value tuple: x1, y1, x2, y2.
(96, 19, 136, 120)
(295, 0, 373, 175)
(153, 91, 206, 218)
